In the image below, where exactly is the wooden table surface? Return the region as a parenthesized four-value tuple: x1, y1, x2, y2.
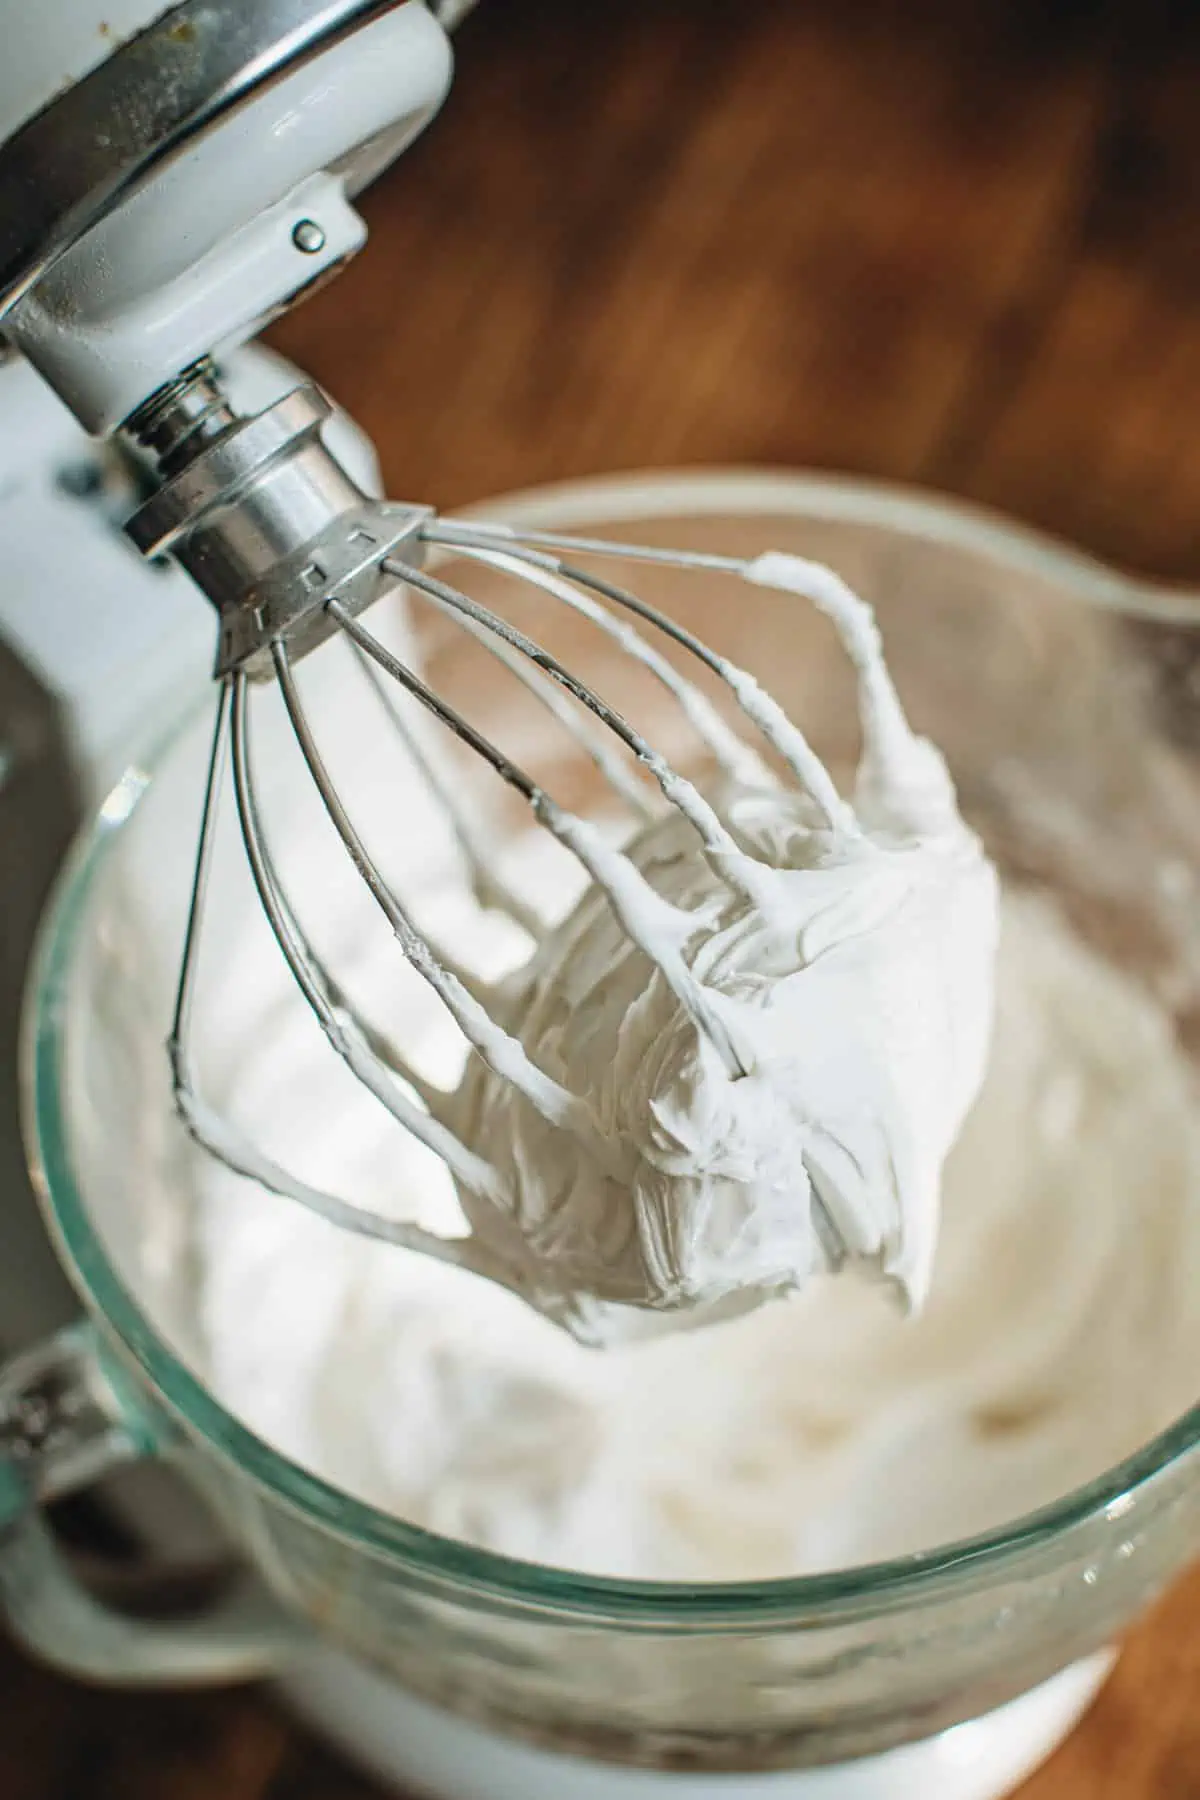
(6, 0, 1200, 1794)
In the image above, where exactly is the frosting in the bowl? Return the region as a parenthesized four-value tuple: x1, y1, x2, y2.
(195, 880, 1200, 1578)
(183, 551, 1198, 1580)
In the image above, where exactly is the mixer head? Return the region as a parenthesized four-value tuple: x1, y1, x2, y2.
(0, 1, 469, 684)
(0, 3, 463, 433)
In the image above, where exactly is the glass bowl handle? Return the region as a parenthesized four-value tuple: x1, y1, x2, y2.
(0, 1320, 300, 1684)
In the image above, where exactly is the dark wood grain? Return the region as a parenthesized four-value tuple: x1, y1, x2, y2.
(271, 0, 1200, 580)
(6, 1, 1200, 1794)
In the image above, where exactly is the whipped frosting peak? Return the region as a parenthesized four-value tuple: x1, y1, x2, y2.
(448, 553, 1000, 1344)
(457, 778, 997, 1344)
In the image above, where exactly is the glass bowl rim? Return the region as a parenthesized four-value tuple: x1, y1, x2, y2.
(22, 466, 1200, 1628)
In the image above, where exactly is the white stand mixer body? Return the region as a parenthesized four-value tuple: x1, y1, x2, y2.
(281, 1641, 1114, 1800)
(0, 0, 452, 432)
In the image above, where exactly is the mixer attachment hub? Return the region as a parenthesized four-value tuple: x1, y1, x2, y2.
(124, 364, 429, 677)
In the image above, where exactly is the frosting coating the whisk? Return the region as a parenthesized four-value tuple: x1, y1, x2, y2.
(172, 529, 998, 1344)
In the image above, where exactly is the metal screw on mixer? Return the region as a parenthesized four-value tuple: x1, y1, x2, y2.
(292, 219, 327, 254)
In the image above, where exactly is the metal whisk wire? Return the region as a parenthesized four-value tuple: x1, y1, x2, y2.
(168, 520, 862, 1263)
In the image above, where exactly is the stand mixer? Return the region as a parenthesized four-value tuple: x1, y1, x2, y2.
(3, 7, 1200, 1800)
(1, 0, 979, 1342)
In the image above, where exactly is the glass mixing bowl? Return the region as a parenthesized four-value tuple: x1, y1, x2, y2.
(4, 471, 1200, 1799)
